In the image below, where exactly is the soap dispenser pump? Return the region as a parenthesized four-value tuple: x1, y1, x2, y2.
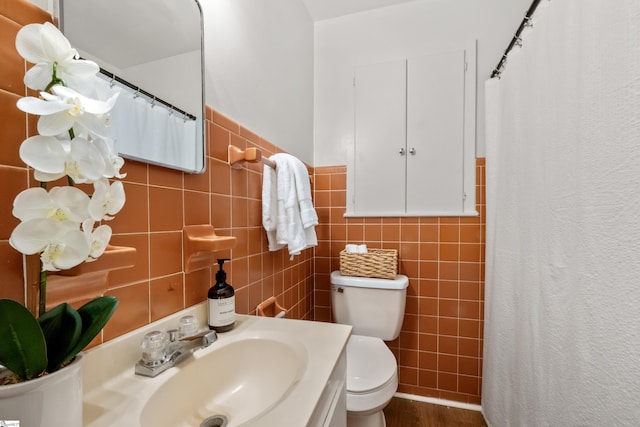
(208, 258, 235, 332)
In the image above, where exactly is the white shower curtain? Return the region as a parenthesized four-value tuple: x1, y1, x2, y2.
(483, 1, 640, 426)
(95, 75, 199, 171)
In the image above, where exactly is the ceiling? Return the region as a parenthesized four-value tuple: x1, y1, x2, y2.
(301, 0, 419, 21)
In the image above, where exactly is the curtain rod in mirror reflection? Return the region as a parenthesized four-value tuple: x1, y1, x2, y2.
(99, 68, 196, 121)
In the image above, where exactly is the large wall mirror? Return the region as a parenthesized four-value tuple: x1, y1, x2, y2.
(59, 0, 206, 173)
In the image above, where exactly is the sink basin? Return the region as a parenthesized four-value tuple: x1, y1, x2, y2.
(82, 311, 352, 427)
(140, 334, 307, 427)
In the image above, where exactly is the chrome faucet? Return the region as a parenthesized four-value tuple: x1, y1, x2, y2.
(135, 317, 217, 378)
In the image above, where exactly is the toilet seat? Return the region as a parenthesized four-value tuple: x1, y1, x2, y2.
(345, 335, 398, 415)
(347, 335, 397, 393)
(347, 335, 398, 415)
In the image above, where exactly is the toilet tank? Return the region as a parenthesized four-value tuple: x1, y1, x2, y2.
(330, 271, 408, 341)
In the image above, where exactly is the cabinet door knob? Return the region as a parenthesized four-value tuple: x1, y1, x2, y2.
(409, 147, 416, 155)
(399, 148, 406, 155)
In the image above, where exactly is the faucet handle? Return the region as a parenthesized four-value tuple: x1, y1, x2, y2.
(178, 315, 199, 338)
(140, 330, 167, 366)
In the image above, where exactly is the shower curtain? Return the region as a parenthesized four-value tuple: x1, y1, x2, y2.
(483, 1, 640, 426)
(94, 76, 198, 170)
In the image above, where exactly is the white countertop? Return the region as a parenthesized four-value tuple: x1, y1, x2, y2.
(82, 303, 351, 426)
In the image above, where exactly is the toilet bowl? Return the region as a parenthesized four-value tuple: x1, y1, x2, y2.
(330, 271, 409, 427)
(345, 335, 398, 427)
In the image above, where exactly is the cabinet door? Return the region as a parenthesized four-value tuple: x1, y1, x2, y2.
(354, 59, 407, 215)
(406, 50, 466, 214)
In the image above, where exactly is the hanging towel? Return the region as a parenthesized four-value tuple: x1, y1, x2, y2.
(262, 161, 285, 251)
(290, 154, 318, 229)
(261, 153, 318, 258)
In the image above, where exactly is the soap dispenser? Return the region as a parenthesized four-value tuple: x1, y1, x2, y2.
(208, 258, 236, 332)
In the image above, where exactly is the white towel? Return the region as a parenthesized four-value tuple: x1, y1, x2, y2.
(345, 244, 368, 253)
(290, 156, 318, 228)
(262, 163, 284, 251)
(262, 153, 318, 258)
(345, 244, 358, 253)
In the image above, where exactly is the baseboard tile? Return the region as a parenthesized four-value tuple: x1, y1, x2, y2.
(393, 392, 483, 412)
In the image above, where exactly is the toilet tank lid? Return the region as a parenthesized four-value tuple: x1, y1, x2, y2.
(330, 271, 408, 290)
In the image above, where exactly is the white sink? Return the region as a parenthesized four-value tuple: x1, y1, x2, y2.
(140, 334, 307, 426)
(82, 307, 351, 427)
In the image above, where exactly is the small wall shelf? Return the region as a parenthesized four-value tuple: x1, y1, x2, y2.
(46, 244, 136, 310)
(183, 225, 237, 273)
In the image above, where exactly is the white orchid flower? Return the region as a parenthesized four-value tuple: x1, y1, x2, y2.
(12, 186, 90, 225)
(39, 228, 90, 271)
(16, 85, 118, 138)
(10, 218, 66, 255)
(82, 220, 112, 261)
(62, 137, 107, 183)
(94, 137, 126, 179)
(88, 179, 126, 221)
(18, 135, 66, 175)
(18, 135, 106, 183)
(11, 186, 92, 271)
(15, 22, 99, 92)
(10, 218, 90, 271)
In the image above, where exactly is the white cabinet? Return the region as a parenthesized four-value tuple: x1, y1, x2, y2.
(308, 347, 347, 427)
(353, 59, 407, 215)
(350, 44, 477, 217)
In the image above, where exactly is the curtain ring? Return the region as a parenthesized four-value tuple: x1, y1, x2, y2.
(514, 36, 523, 48)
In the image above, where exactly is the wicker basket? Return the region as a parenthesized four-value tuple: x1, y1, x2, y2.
(339, 248, 398, 279)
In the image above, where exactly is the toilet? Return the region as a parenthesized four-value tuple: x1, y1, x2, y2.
(330, 271, 409, 427)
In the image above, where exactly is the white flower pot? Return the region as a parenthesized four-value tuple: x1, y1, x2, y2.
(0, 353, 83, 427)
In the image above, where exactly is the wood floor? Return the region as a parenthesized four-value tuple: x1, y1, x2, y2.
(384, 397, 488, 427)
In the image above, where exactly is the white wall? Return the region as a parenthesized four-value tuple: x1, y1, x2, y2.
(314, 0, 532, 166)
(123, 51, 202, 114)
(201, 0, 315, 164)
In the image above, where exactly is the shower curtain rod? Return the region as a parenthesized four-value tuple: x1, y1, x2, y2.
(491, 0, 544, 78)
(99, 68, 197, 121)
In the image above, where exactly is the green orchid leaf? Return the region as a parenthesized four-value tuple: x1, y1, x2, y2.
(38, 303, 82, 372)
(0, 299, 47, 381)
(63, 296, 118, 365)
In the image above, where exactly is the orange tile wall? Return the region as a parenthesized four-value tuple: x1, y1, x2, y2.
(0, 1, 314, 345)
(313, 161, 486, 404)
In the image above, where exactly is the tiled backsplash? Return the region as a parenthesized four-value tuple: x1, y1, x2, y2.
(313, 161, 486, 404)
(1, 0, 485, 405)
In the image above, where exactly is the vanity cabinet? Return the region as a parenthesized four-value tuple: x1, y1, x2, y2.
(309, 346, 347, 427)
(350, 44, 477, 217)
